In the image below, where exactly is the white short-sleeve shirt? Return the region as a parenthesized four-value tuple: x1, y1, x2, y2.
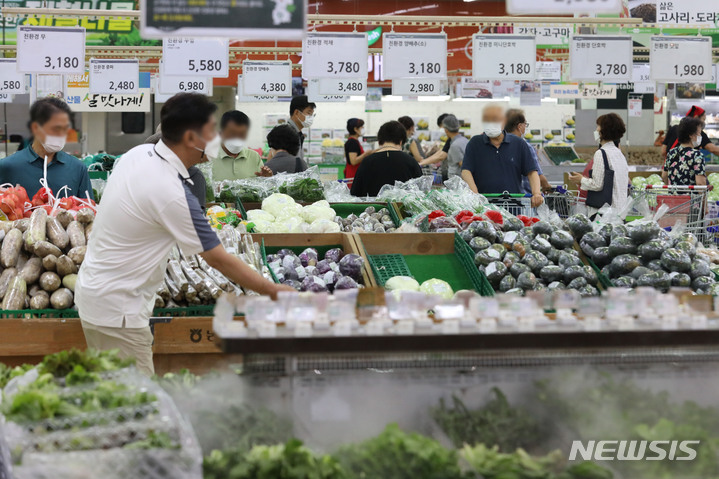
(76, 140, 220, 328)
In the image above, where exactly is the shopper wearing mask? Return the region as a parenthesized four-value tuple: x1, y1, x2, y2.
(288, 95, 316, 162)
(505, 109, 552, 193)
(350, 120, 422, 197)
(568, 113, 629, 214)
(76, 93, 291, 376)
(419, 113, 453, 179)
(423, 114, 467, 179)
(662, 117, 707, 186)
(213, 110, 272, 181)
(265, 124, 307, 174)
(0, 97, 92, 199)
(662, 105, 719, 158)
(461, 104, 543, 207)
(344, 118, 374, 182)
(397, 116, 426, 163)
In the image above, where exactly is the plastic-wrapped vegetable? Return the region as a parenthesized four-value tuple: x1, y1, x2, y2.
(325, 248, 344, 263)
(385, 276, 420, 291)
(419, 278, 453, 299)
(334, 276, 359, 290)
(299, 248, 319, 267)
(300, 275, 328, 292)
(339, 254, 364, 281)
(565, 214, 593, 240)
(660, 249, 691, 273)
(2, 276, 26, 310)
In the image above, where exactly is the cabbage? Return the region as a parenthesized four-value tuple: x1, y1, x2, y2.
(335, 276, 359, 290)
(308, 219, 341, 233)
(339, 254, 364, 280)
(275, 216, 306, 233)
(299, 248, 319, 267)
(646, 174, 663, 186)
(251, 219, 273, 233)
(301, 204, 336, 223)
(419, 278, 453, 299)
(247, 209, 275, 223)
(262, 193, 298, 217)
(300, 275, 328, 292)
(385, 276, 420, 291)
(631, 176, 648, 189)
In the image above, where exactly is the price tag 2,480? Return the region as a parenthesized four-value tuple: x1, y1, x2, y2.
(303, 32, 368, 79)
(383, 33, 447, 80)
(89, 58, 139, 94)
(392, 78, 442, 96)
(651, 36, 712, 83)
(472, 35, 536, 80)
(162, 38, 229, 78)
(0, 59, 26, 94)
(242, 60, 292, 96)
(570, 35, 632, 82)
(17, 26, 85, 74)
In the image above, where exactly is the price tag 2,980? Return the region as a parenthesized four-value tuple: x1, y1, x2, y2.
(89, 58, 139, 94)
(472, 35, 536, 80)
(651, 36, 712, 83)
(242, 60, 292, 96)
(162, 38, 229, 78)
(383, 33, 447, 80)
(570, 35, 632, 82)
(0, 59, 27, 94)
(17, 26, 85, 74)
(392, 78, 442, 96)
(303, 32, 368, 79)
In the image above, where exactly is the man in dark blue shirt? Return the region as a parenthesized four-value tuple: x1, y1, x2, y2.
(461, 104, 543, 207)
(0, 97, 92, 200)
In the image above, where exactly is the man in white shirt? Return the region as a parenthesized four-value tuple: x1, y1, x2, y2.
(76, 93, 291, 375)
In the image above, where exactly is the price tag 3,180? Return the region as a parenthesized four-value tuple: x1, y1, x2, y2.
(17, 26, 85, 74)
(242, 60, 292, 96)
(472, 35, 536, 80)
(89, 58, 139, 94)
(383, 33, 447, 80)
(158, 72, 211, 95)
(318, 78, 365, 95)
(0, 59, 27, 94)
(570, 35, 632, 82)
(392, 78, 442, 96)
(162, 38, 229, 78)
(303, 32, 368, 79)
(651, 36, 712, 83)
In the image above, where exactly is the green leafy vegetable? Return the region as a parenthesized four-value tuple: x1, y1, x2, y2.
(38, 348, 134, 378)
(279, 178, 324, 203)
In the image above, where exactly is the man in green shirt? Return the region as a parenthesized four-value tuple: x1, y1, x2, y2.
(212, 110, 272, 180)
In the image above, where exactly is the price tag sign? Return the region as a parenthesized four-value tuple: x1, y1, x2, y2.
(383, 33, 447, 80)
(516, 25, 570, 47)
(507, 0, 623, 14)
(570, 35, 632, 82)
(392, 78, 442, 96)
(162, 37, 228, 78)
(0, 59, 26, 94)
(651, 36, 712, 83)
(306, 79, 348, 103)
(158, 72, 211, 95)
(632, 64, 655, 94)
(242, 60, 291, 96)
(318, 78, 366, 95)
(237, 76, 280, 102)
(17, 26, 85, 74)
(302, 32, 368, 79)
(657, 0, 719, 26)
(89, 58, 139, 94)
(536, 61, 562, 81)
(472, 35, 536, 80)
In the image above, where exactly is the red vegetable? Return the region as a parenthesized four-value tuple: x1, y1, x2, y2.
(428, 210, 446, 221)
(484, 210, 504, 225)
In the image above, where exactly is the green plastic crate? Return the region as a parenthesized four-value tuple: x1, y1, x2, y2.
(152, 305, 215, 317)
(331, 202, 399, 227)
(0, 309, 80, 319)
(586, 257, 614, 290)
(368, 254, 413, 286)
(454, 234, 494, 297)
(261, 239, 349, 285)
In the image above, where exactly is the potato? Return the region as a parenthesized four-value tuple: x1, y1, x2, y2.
(0, 267, 17, 300)
(13, 218, 29, 232)
(25, 208, 47, 250)
(33, 240, 62, 258)
(66, 221, 85, 249)
(39, 271, 61, 292)
(50, 287, 73, 309)
(62, 273, 77, 292)
(46, 217, 69, 250)
(19, 257, 42, 284)
(0, 221, 13, 234)
(56, 209, 73, 228)
(30, 291, 50, 309)
(84, 222, 93, 243)
(28, 284, 41, 296)
(56, 255, 78, 277)
(67, 246, 87, 265)
(1, 229, 23, 268)
(2, 276, 27, 310)
(76, 208, 95, 224)
(42, 254, 57, 272)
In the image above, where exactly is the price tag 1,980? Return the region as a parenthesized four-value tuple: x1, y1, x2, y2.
(651, 36, 712, 83)
(318, 78, 365, 95)
(392, 78, 442, 96)
(472, 35, 536, 80)
(158, 73, 211, 95)
(17, 26, 85, 74)
(303, 32, 368, 79)
(89, 58, 139, 94)
(162, 37, 229, 78)
(242, 60, 292, 96)
(570, 35, 632, 82)
(383, 33, 447, 80)
(0, 59, 27, 94)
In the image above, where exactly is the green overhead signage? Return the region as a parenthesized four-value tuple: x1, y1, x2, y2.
(367, 27, 382, 46)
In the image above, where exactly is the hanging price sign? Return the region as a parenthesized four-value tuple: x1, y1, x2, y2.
(318, 78, 365, 95)
(306, 79, 348, 103)
(657, 0, 719, 26)
(472, 35, 536, 80)
(89, 58, 139, 94)
(237, 77, 277, 103)
(158, 70, 212, 95)
(570, 35, 632, 82)
(383, 33, 447, 80)
(242, 60, 292, 96)
(650, 36, 712, 83)
(302, 32, 368, 79)
(0, 94, 12, 103)
(162, 38, 228, 78)
(507, 0, 623, 14)
(17, 26, 85, 74)
(0, 59, 27, 94)
(392, 78, 442, 96)
(632, 64, 655, 94)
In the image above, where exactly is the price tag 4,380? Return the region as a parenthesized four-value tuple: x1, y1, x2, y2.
(303, 32, 368, 79)
(162, 37, 229, 78)
(242, 60, 292, 96)
(472, 35, 536, 80)
(0, 59, 27, 94)
(651, 36, 712, 83)
(89, 58, 139, 94)
(570, 35, 632, 82)
(17, 26, 85, 74)
(383, 33, 447, 80)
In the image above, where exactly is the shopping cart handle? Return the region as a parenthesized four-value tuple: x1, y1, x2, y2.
(555, 185, 568, 194)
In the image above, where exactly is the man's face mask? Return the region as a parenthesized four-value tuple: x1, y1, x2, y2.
(194, 131, 221, 160)
(224, 138, 245, 155)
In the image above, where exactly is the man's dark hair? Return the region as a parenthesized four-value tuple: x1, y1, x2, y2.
(30, 97, 72, 125)
(267, 124, 300, 156)
(377, 120, 407, 146)
(677, 117, 703, 145)
(397, 116, 414, 131)
(160, 93, 218, 144)
(597, 113, 626, 143)
(289, 95, 316, 116)
(505, 109, 527, 134)
(220, 110, 250, 130)
(437, 113, 449, 127)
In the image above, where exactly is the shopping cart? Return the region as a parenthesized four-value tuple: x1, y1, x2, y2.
(484, 192, 535, 217)
(632, 185, 712, 244)
(544, 186, 588, 219)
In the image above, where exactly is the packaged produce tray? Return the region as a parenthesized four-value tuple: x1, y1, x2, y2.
(358, 233, 493, 296)
(330, 202, 401, 227)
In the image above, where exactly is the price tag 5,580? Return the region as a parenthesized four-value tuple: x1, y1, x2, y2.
(89, 58, 139, 94)
(384, 33, 447, 80)
(17, 26, 85, 74)
(472, 35, 536, 80)
(242, 60, 292, 96)
(0, 59, 27, 94)
(303, 32, 368, 79)
(162, 38, 229, 78)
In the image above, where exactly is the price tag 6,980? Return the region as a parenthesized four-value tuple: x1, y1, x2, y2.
(17, 26, 85, 74)
(158, 72, 211, 95)
(570, 35, 632, 82)
(651, 36, 712, 83)
(0, 59, 26, 94)
(242, 60, 292, 96)
(392, 78, 442, 96)
(472, 35, 536, 80)
(383, 33, 447, 80)
(162, 37, 229, 78)
(89, 58, 139, 94)
(303, 32, 368, 79)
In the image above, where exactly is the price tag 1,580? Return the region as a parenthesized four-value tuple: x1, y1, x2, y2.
(162, 38, 229, 78)
(651, 36, 712, 83)
(570, 35, 632, 82)
(0, 59, 27, 94)
(89, 58, 139, 94)
(318, 78, 366, 95)
(383, 33, 447, 80)
(472, 35, 536, 80)
(17, 26, 85, 74)
(242, 60, 292, 96)
(392, 78, 442, 96)
(303, 32, 368, 79)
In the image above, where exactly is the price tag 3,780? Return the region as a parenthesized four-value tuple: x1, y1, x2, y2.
(570, 35, 632, 82)
(472, 35, 536, 80)
(303, 32, 368, 79)
(242, 60, 292, 96)
(17, 26, 85, 74)
(89, 58, 139, 94)
(162, 38, 229, 78)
